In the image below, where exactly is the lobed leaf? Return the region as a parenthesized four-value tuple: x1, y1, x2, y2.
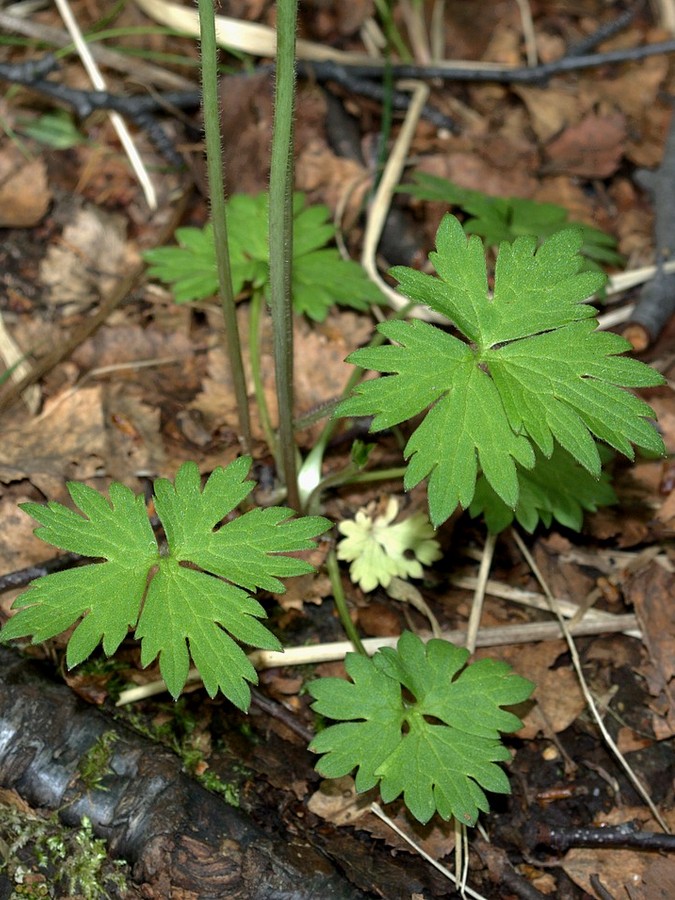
(1, 459, 331, 705)
(309, 631, 533, 825)
(470, 444, 617, 533)
(143, 192, 382, 320)
(337, 498, 442, 592)
(337, 215, 665, 526)
(399, 172, 624, 269)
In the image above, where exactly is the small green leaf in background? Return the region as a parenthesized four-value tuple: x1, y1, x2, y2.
(337, 215, 665, 527)
(337, 498, 442, 592)
(18, 110, 87, 150)
(400, 172, 624, 271)
(309, 631, 534, 825)
(470, 443, 617, 533)
(0, 458, 331, 707)
(143, 192, 384, 320)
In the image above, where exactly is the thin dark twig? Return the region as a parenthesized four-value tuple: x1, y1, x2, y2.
(249, 686, 314, 743)
(589, 874, 618, 900)
(474, 838, 548, 900)
(0, 53, 57, 82)
(302, 60, 458, 132)
(624, 107, 675, 348)
(0, 10, 195, 89)
(566, 2, 644, 57)
(530, 821, 675, 854)
(301, 40, 675, 84)
(0, 55, 200, 165)
(4, 39, 673, 160)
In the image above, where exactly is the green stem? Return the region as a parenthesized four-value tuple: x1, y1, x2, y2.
(197, 0, 252, 453)
(306, 465, 408, 517)
(268, 0, 300, 510)
(296, 300, 417, 505)
(248, 290, 278, 459)
(334, 466, 408, 486)
(326, 549, 367, 656)
(373, 0, 412, 61)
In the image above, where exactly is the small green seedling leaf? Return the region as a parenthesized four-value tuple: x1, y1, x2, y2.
(0, 459, 331, 707)
(337, 498, 441, 592)
(18, 110, 87, 149)
(309, 631, 534, 825)
(143, 192, 383, 320)
(470, 443, 617, 533)
(337, 215, 665, 527)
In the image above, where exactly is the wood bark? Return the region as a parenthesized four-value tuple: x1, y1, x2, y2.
(0, 646, 367, 898)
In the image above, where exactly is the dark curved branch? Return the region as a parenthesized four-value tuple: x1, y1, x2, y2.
(3, 32, 673, 161)
(528, 820, 675, 854)
(0, 55, 199, 166)
(624, 108, 675, 349)
(566, 1, 644, 57)
(302, 40, 675, 84)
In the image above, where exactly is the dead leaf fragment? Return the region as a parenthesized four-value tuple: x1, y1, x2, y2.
(307, 776, 372, 825)
(514, 86, 585, 143)
(39, 205, 131, 313)
(625, 562, 675, 738)
(103, 382, 166, 483)
(563, 807, 675, 899)
(478, 641, 585, 738)
(0, 150, 50, 227)
(543, 113, 627, 178)
(0, 387, 106, 499)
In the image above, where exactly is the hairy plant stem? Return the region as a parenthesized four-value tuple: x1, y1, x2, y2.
(325, 549, 367, 656)
(248, 290, 277, 459)
(197, 0, 251, 453)
(268, 0, 300, 510)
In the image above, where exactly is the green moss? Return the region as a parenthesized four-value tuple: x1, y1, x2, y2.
(0, 802, 129, 898)
(77, 731, 118, 793)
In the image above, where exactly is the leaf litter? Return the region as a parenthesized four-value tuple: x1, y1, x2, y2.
(0, 0, 675, 897)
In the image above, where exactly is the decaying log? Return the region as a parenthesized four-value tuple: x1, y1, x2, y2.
(0, 646, 366, 898)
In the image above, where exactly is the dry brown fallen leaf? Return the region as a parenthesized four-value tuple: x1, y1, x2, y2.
(625, 562, 675, 740)
(542, 112, 627, 178)
(39, 204, 134, 314)
(478, 640, 585, 739)
(0, 147, 51, 228)
(0, 386, 106, 499)
(562, 806, 675, 899)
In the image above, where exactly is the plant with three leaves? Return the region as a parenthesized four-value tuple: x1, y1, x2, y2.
(337, 215, 665, 528)
(143, 192, 383, 321)
(0, 458, 330, 708)
(309, 631, 534, 825)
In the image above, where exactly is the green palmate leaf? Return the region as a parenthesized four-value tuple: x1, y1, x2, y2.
(309, 631, 533, 825)
(470, 443, 617, 533)
(143, 192, 383, 320)
(400, 172, 624, 269)
(0, 459, 331, 707)
(143, 223, 221, 303)
(337, 215, 665, 527)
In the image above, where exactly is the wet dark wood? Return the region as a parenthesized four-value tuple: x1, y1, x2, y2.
(0, 646, 366, 899)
